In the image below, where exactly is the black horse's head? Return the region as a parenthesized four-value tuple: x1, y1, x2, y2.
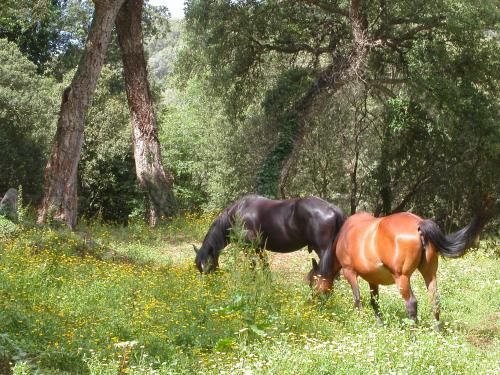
(193, 244, 218, 273)
(193, 209, 231, 274)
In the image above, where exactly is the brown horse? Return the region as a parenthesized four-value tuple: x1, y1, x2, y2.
(310, 204, 492, 327)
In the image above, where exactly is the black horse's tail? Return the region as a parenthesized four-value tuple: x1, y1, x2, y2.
(418, 199, 494, 258)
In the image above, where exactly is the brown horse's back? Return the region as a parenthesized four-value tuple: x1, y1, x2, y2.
(336, 212, 424, 285)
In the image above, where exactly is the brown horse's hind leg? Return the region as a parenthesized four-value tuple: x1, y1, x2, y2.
(425, 275, 440, 330)
(419, 254, 441, 330)
(369, 283, 383, 325)
(395, 275, 417, 323)
(343, 269, 362, 309)
(421, 270, 440, 330)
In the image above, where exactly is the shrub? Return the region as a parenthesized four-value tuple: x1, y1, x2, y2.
(0, 215, 16, 240)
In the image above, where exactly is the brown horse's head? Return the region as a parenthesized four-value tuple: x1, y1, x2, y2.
(306, 258, 338, 294)
(316, 276, 334, 294)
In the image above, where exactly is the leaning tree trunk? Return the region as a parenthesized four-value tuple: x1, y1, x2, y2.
(256, 0, 375, 198)
(37, 0, 126, 229)
(116, 0, 176, 226)
(255, 61, 349, 198)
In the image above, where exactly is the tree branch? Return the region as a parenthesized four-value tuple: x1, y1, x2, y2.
(391, 174, 431, 213)
(369, 83, 397, 98)
(301, 0, 349, 18)
(376, 16, 445, 47)
(251, 37, 334, 55)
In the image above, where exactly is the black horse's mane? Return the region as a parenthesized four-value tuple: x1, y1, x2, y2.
(201, 209, 232, 255)
(201, 195, 257, 256)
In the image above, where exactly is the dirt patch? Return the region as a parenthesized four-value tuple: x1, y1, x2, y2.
(0, 358, 11, 375)
(266, 249, 316, 284)
(159, 241, 194, 261)
(268, 249, 314, 272)
(467, 312, 499, 348)
(160, 243, 315, 271)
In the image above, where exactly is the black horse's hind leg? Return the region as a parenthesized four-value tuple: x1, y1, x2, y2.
(369, 282, 383, 325)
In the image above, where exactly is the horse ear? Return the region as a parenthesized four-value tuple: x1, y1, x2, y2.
(192, 244, 199, 254)
(312, 258, 319, 270)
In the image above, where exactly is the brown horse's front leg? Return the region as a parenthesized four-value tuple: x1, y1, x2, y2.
(369, 283, 383, 325)
(343, 269, 362, 309)
(396, 275, 417, 323)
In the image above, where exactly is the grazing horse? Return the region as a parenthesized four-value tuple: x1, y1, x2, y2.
(193, 195, 345, 273)
(310, 204, 492, 326)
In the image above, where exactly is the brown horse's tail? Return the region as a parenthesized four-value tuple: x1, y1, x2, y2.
(418, 199, 494, 258)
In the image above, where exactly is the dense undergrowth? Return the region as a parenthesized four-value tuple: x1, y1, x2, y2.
(0, 215, 498, 374)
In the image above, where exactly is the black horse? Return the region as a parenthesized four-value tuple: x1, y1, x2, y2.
(193, 195, 345, 273)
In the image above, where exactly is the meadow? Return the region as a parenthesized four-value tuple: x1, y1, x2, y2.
(0, 214, 498, 374)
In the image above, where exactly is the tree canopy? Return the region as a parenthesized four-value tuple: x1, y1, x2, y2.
(176, 0, 499, 220)
(0, 0, 498, 226)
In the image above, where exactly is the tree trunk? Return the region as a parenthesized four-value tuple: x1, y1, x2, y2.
(259, 0, 373, 198)
(37, 0, 126, 229)
(375, 126, 392, 217)
(350, 145, 359, 215)
(255, 62, 348, 198)
(116, 0, 176, 226)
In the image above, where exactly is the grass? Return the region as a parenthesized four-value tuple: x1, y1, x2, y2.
(0, 214, 498, 374)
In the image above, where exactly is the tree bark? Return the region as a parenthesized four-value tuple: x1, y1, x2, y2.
(116, 0, 176, 226)
(350, 145, 360, 214)
(375, 125, 392, 217)
(37, 0, 126, 229)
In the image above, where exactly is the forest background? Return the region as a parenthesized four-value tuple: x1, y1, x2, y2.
(1, 0, 499, 230)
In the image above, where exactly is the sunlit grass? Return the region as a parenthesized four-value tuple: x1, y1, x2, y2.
(0, 217, 498, 374)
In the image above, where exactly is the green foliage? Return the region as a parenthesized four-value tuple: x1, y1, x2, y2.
(1, 0, 173, 77)
(78, 66, 143, 223)
(0, 0, 66, 72)
(0, 221, 498, 373)
(157, 79, 212, 210)
(0, 38, 60, 203)
(284, 83, 375, 209)
(178, 0, 500, 222)
(256, 68, 313, 197)
(0, 215, 17, 240)
(147, 19, 182, 82)
(1, 0, 498, 227)
(158, 74, 272, 210)
(11, 361, 31, 375)
(396, 7, 500, 222)
(182, 0, 344, 114)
